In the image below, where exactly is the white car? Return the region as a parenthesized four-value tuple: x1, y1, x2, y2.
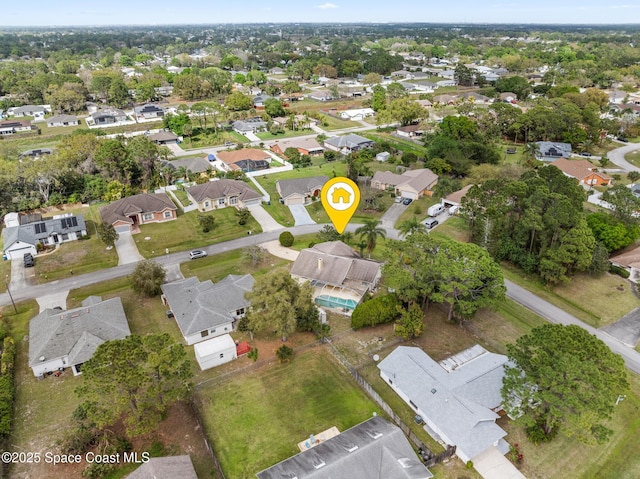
(189, 250, 207, 259)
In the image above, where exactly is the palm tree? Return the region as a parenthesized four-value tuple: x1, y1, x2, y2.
(398, 217, 426, 238)
(355, 219, 386, 257)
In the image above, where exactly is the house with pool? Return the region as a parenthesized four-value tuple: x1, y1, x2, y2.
(290, 241, 381, 311)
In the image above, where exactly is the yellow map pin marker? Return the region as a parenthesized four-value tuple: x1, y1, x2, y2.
(321, 177, 360, 234)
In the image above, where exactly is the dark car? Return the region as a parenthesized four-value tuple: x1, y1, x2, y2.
(506, 148, 517, 154)
(579, 151, 592, 157)
(617, 137, 629, 142)
(189, 250, 207, 260)
(23, 253, 34, 267)
(402, 198, 413, 205)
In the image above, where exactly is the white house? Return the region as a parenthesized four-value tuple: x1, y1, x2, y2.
(378, 345, 511, 464)
(194, 334, 238, 370)
(161, 274, 254, 345)
(339, 108, 374, 121)
(29, 296, 131, 377)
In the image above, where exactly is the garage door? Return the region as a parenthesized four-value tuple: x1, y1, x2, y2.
(401, 191, 419, 200)
(115, 225, 131, 234)
(285, 196, 305, 206)
(6, 246, 35, 260)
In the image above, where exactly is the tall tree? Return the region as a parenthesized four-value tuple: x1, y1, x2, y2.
(355, 218, 387, 257)
(75, 334, 192, 437)
(502, 324, 628, 445)
(130, 260, 166, 297)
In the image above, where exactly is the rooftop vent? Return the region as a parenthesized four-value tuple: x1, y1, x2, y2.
(431, 388, 437, 394)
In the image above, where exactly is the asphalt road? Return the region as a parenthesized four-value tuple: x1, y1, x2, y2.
(505, 279, 640, 375)
(606, 140, 640, 172)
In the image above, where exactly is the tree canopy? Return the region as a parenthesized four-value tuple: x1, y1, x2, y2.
(502, 324, 628, 445)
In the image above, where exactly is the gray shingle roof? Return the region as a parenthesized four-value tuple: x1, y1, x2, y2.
(46, 114, 78, 124)
(29, 297, 131, 367)
(162, 157, 212, 173)
(256, 416, 432, 479)
(99, 193, 176, 226)
(324, 134, 373, 150)
(2, 214, 86, 249)
(290, 241, 380, 289)
(377, 346, 509, 460)
(535, 141, 572, 158)
(125, 455, 197, 479)
(161, 275, 254, 337)
(187, 179, 261, 203)
(276, 176, 329, 199)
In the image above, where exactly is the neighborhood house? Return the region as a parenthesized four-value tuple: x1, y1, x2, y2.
(161, 274, 254, 345)
(270, 137, 324, 157)
(187, 179, 262, 211)
(134, 103, 166, 119)
(215, 148, 272, 172)
(550, 158, 612, 186)
(0, 119, 33, 135)
(535, 141, 572, 159)
(2, 213, 87, 260)
(46, 114, 79, 128)
(276, 176, 329, 206)
(99, 192, 177, 234)
(29, 296, 131, 377)
(290, 241, 381, 311)
(323, 134, 374, 154)
(371, 168, 439, 200)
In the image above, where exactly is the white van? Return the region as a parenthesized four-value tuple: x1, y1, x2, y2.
(427, 204, 445, 217)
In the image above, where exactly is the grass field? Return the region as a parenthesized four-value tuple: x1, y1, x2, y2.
(625, 150, 640, 168)
(195, 347, 380, 479)
(256, 128, 314, 141)
(180, 249, 290, 282)
(134, 207, 262, 258)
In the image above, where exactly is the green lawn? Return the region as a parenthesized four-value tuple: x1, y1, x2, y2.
(180, 249, 290, 282)
(181, 129, 249, 149)
(625, 150, 640, 168)
(134, 207, 262, 258)
(171, 188, 193, 208)
(195, 347, 380, 479)
(256, 128, 315, 141)
(501, 264, 639, 328)
(363, 131, 430, 157)
(395, 195, 440, 227)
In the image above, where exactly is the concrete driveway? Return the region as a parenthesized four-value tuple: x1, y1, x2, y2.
(114, 231, 144, 265)
(36, 291, 68, 312)
(380, 202, 406, 230)
(9, 258, 33, 290)
(247, 204, 282, 232)
(289, 204, 316, 226)
(602, 307, 640, 347)
(473, 446, 525, 479)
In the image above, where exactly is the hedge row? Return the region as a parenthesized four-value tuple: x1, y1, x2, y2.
(351, 294, 401, 330)
(0, 337, 16, 440)
(610, 264, 631, 279)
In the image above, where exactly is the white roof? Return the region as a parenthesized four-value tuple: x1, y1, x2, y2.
(194, 334, 236, 357)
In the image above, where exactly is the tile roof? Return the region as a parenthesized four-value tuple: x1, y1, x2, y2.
(161, 275, 254, 337)
(445, 184, 473, 205)
(551, 158, 611, 182)
(187, 179, 262, 203)
(256, 416, 432, 479)
(99, 193, 176, 226)
(29, 296, 130, 367)
(378, 345, 509, 461)
(216, 148, 271, 164)
(272, 137, 324, 153)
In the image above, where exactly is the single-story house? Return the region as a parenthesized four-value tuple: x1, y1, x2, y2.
(371, 169, 439, 200)
(2, 213, 87, 260)
(611, 245, 640, 283)
(161, 274, 254, 345)
(270, 137, 324, 157)
(154, 85, 174, 97)
(432, 94, 457, 105)
(46, 114, 79, 127)
(339, 108, 374, 121)
(149, 130, 179, 145)
(215, 148, 272, 172)
(0, 119, 33, 135)
(134, 103, 165, 119)
(550, 158, 612, 186)
(90, 107, 128, 125)
(29, 296, 131, 377)
(253, 94, 272, 108)
(396, 124, 424, 138)
(415, 99, 433, 108)
(8, 104, 49, 118)
(187, 179, 262, 211)
(323, 134, 374, 154)
(378, 345, 511, 464)
(499, 92, 518, 103)
(125, 455, 197, 479)
(232, 118, 267, 134)
(375, 151, 391, 162)
(99, 193, 177, 234)
(162, 156, 211, 174)
(276, 176, 329, 205)
(442, 184, 473, 209)
(308, 90, 334, 102)
(256, 416, 432, 479)
(194, 334, 238, 370)
(290, 241, 381, 310)
(461, 92, 492, 104)
(535, 141, 572, 159)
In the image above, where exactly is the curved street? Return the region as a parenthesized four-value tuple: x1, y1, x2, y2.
(605, 139, 640, 172)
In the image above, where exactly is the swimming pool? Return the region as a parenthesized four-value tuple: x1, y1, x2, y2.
(315, 295, 358, 310)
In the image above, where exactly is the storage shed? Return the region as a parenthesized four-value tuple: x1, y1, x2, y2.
(194, 334, 237, 371)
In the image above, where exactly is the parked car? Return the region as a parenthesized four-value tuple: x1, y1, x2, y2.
(394, 196, 402, 203)
(579, 152, 592, 157)
(402, 198, 413, 205)
(617, 137, 629, 142)
(189, 250, 207, 259)
(23, 252, 34, 267)
(424, 218, 439, 230)
(506, 148, 517, 154)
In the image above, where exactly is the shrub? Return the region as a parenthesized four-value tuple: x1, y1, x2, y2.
(610, 264, 631, 278)
(247, 348, 259, 362)
(276, 344, 293, 363)
(351, 294, 402, 329)
(279, 231, 294, 247)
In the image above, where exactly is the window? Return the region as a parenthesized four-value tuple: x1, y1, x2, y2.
(236, 308, 245, 316)
(163, 211, 173, 219)
(142, 213, 154, 221)
(229, 197, 238, 205)
(218, 198, 225, 205)
(204, 201, 210, 208)
(219, 354, 224, 359)
(201, 330, 209, 338)
(61, 233, 69, 241)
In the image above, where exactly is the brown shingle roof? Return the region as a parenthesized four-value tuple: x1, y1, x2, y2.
(99, 193, 176, 226)
(216, 148, 271, 165)
(551, 158, 611, 182)
(445, 184, 473, 205)
(187, 179, 261, 203)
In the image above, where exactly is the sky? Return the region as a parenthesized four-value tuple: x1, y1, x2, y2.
(3, 0, 640, 26)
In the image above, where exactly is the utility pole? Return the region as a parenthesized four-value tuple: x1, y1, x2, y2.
(5, 275, 17, 315)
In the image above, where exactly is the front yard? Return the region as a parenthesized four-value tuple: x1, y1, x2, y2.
(134, 207, 262, 258)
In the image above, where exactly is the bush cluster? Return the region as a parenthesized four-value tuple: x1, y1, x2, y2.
(351, 294, 401, 330)
(0, 337, 16, 439)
